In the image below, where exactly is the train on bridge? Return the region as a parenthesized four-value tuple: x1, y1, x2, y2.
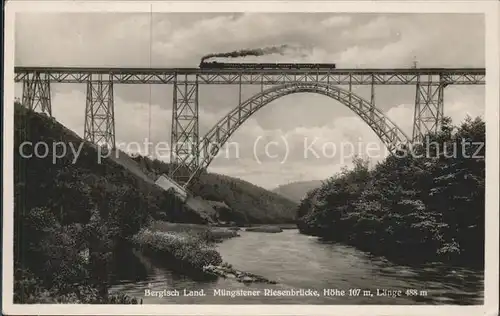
(199, 61, 337, 70)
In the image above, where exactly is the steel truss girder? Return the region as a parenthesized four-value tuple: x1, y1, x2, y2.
(21, 72, 52, 116)
(184, 82, 411, 186)
(84, 77, 115, 148)
(14, 68, 485, 85)
(170, 76, 199, 184)
(412, 75, 446, 142)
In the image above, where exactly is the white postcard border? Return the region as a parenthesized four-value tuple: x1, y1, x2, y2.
(2, 1, 499, 315)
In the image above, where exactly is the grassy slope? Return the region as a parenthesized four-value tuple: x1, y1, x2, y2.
(129, 155, 299, 224)
(107, 148, 217, 223)
(192, 172, 299, 224)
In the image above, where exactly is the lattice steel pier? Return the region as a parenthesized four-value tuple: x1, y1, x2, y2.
(21, 72, 52, 116)
(15, 66, 485, 186)
(84, 74, 115, 147)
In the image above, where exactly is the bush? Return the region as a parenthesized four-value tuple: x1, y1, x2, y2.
(14, 268, 140, 304)
(131, 229, 223, 273)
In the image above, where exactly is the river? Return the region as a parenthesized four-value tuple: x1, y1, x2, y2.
(109, 229, 483, 305)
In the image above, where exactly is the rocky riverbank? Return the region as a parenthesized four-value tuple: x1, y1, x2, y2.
(203, 263, 277, 284)
(245, 226, 283, 233)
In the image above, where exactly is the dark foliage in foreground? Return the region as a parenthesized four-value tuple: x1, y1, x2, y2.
(13, 104, 198, 303)
(297, 117, 485, 267)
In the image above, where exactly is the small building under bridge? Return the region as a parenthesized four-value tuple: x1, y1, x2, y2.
(155, 174, 188, 202)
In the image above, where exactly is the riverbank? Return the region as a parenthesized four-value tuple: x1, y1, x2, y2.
(150, 221, 241, 242)
(245, 226, 283, 233)
(130, 221, 277, 284)
(203, 262, 278, 284)
(150, 221, 299, 237)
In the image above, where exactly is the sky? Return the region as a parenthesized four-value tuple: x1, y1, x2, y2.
(14, 12, 486, 189)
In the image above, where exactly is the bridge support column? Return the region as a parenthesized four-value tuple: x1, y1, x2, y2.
(170, 75, 200, 185)
(412, 75, 445, 143)
(22, 72, 52, 116)
(370, 76, 376, 105)
(370, 75, 376, 119)
(84, 76, 115, 149)
(348, 75, 352, 105)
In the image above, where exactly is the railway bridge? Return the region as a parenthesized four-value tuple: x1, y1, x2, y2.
(14, 66, 485, 187)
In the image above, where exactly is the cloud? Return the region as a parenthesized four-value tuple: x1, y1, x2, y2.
(14, 12, 485, 189)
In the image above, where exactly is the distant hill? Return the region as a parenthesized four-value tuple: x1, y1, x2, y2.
(128, 155, 299, 225)
(272, 180, 324, 203)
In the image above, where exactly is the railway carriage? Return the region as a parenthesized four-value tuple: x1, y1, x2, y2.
(199, 61, 336, 70)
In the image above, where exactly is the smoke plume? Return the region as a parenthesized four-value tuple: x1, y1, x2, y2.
(201, 44, 291, 62)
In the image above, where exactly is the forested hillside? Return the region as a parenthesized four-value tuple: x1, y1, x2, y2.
(129, 156, 299, 224)
(297, 117, 485, 268)
(13, 104, 206, 303)
(192, 173, 298, 224)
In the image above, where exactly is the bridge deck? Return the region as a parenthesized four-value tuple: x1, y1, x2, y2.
(13, 66, 486, 85)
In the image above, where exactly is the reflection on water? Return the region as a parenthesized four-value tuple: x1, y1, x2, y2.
(109, 230, 483, 305)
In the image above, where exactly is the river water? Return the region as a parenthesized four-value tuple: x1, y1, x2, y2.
(109, 229, 483, 305)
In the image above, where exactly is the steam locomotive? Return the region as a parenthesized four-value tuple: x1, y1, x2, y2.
(199, 61, 336, 70)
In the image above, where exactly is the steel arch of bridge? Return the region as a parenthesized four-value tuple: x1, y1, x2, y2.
(178, 82, 411, 186)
